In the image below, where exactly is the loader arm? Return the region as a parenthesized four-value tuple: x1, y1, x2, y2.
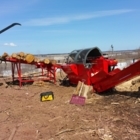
(93, 60, 140, 93)
(0, 23, 21, 34)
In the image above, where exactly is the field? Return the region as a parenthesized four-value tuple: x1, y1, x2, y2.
(0, 71, 140, 140)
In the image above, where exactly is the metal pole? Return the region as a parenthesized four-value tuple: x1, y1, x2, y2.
(111, 45, 114, 57)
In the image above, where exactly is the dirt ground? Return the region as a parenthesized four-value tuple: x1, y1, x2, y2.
(0, 74, 140, 140)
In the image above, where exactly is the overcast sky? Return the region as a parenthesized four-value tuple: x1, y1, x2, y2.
(0, 0, 140, 55)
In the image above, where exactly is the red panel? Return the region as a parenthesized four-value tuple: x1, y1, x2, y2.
(93, 60, 140, 92)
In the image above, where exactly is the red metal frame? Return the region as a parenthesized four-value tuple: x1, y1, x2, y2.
(5, 57, 57, 87)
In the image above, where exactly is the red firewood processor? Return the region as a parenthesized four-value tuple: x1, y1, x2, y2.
(58, 47, 140, 93)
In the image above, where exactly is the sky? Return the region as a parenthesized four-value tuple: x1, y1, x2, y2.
(0, 0, 140, 55)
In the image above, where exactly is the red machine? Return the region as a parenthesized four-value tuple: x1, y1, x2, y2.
(60, 47, 140, 93)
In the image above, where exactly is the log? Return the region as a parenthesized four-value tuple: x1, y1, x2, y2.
(50, 59, 57, 64)
(11, 53, 17, 58)
(44, 58, 57, 64)
(34, 57, 41, 63)
(34, 57, 38, 62)
(18, 52, 25, 57)
(20, 56, 24, 60)
(25, 54, 34, 63)
(2, 52, 9, 58)
(81, 84, 93, 99)
(11, 52, 26, 60)
(11, 53, 23, 60)
(44, 58, 50, 64)
(75, 82, 93, 99)
(16, 55, 21, 60)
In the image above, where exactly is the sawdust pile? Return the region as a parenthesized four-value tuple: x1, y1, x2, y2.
(116, 76, 140, 92)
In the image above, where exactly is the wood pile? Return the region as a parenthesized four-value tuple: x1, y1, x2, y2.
(0, 52, 57, 65)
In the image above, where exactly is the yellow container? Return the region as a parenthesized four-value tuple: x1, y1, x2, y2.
(40, 91, 54, 101)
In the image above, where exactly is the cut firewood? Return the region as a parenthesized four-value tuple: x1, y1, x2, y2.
(75, 81, 82, 94)
(44, 58, 50, 64)
(25, 54, 35, 63)
(20, 57, 24, 60)
(11, 53, 17, 58)
(34, 57, 40, 63)
(82, 84, 93, 99)
(1, 52, 57, 65)
(16, 55, 21, 60)
(74, 82, 93, 99)
(2, 52, 9, 58)
(44, 58, 57, 64)
(50, 59, 57, 64)
(18, 52, 25, 57)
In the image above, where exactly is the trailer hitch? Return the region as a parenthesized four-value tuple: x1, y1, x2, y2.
(0, 23, 21, 34)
